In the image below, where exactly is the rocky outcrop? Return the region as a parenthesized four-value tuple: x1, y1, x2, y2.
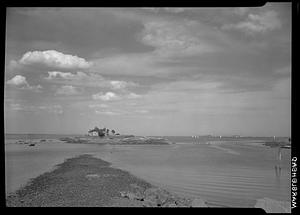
(119, 185, 208, 207)
(59, 137, 89, 144)
(59, 136, 174, 145)
(254, 197, 291, 213)
(118, 137, 173, 145)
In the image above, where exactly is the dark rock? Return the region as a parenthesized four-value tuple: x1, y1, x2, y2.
(254, 197, 291, 213)
(143, 187, 172, 206)
(142, 199, 157, 207)
(163, 202, 177, 207)
(120, 191, 144, 201)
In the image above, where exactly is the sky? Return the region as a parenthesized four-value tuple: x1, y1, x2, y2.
(4, 4, 291, 136)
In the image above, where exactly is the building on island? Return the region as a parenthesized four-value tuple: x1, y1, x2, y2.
(88, 131, 98, 136)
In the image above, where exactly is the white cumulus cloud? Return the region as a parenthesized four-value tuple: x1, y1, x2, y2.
(110, 80, 138, 90)
(6, 75, 42, 92)
(110, 80, 128, 89)
(19, 50, 92, 69)
(7, 75, 28, 86)
(45, 71, 77, 79)
(92, 92, 119, 101)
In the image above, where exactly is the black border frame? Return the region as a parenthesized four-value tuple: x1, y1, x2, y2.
(0, 1, 298, 214)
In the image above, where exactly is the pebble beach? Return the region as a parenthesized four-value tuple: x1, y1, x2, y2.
(6, 154, 205, 207)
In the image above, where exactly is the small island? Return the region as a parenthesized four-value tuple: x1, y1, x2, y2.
(58, 126, 174, 145)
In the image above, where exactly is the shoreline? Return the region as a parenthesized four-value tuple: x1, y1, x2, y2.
(6, 154, 207, 207)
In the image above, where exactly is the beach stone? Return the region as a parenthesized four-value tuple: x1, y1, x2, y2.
(143, 187, 173, 206)
(120, 191, 127, 198)
(130, 183, 143, 190)
(254, 197, 291, 213)
(130, 183, 145, 194)
(103, 174, 117, 177)
(161, 201, 178, 207)
(85, 174, 100, 179)
(172, 196, 192, 207)
(143, 188, 160, 205)
(191, 198, 208, 207)
(142, 199, 157, 207)
(120, 191, 144, 201)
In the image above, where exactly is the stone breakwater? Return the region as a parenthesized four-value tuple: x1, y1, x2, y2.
(6, 154, 205, 207)
(119, 187, 207, 207)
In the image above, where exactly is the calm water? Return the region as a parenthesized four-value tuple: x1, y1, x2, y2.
(5, 134, 291, 208)
(5, 140, 102, 194)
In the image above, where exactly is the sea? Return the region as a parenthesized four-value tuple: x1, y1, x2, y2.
(5, 134, 291, 208)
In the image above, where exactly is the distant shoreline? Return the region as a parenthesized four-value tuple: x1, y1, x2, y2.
(6, 134, 290, 148)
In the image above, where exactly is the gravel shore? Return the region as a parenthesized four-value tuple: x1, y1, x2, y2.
(5, 154, 201, 207)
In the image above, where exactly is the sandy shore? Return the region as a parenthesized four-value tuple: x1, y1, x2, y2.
(5, 154, 204, 207)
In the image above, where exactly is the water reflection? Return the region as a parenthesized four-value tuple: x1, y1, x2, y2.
(274, 147, 282, 184)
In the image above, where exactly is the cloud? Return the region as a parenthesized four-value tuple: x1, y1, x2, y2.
(45, 71, 103, 83)
(110, 80, 137, 90)
(91, 16, 237, 77)
(91, 54, 161, 76)
(45, 71, 78, 79)
(8, 103, 63, 114)
(140, 20, 218, 57)
(7, 60, 22, 71)
(95, 110, 121, 115)
(19, 50, 92, 70)
(127, 92, 142, 99)
(55, 85, 80, 95)
(7, 75, 27, 86)
(233, 8, 249, 16)
(135, 109, 149, 114)
(6, 75, 42, 92)
(142, 7, 189, 14)
(92, 92, 119, 101)
(125, 79, 282, 117)
(9, 103, 24, 111)
(45, 71, 138, 90)
(88, 104, 109, 108)
(222, 10, 281, 35)
(163, 8, 187, 13)
(38, 105, 64, 114)
(91, 91, 142, 101)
